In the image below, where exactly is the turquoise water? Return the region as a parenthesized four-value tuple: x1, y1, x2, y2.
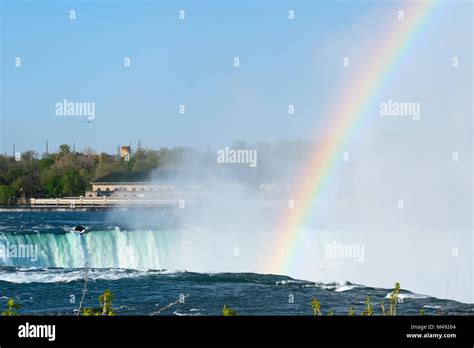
(0, 211, 471, 315)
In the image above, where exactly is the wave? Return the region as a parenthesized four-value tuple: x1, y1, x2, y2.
(173, 309, 202, 316)
(0, 266, 349, 290)
(275, 279, 308, 285)
(334, 284, 358, 292)
(0, 266, 179, 284)
(277, 280, 362, 292)
(385, 292, 429, 300)
(299, 281, 361, 291)
(0, 265, 293, 285)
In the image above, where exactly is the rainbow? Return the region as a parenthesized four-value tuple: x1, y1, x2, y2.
(264, 1, 437, 275)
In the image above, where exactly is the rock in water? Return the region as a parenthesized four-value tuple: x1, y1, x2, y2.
(73, 225, 87, 234)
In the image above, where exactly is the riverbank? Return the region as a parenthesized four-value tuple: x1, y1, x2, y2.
(0, 197, 189, 211)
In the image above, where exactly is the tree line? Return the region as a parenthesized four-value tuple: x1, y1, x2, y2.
(0, 144, 198, 204)
(0, 140, 313, 204)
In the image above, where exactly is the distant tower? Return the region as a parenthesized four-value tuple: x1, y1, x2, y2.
(12, 144, 15, 158)
(138, 140, 142, 150)
(46, 141, 49, 155)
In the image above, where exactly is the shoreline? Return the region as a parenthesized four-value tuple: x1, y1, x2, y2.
(0, 197, 283, 212)
(0, 204, 179, 212)
(0, 202, 179, 212)
(0, 197, 191, 211)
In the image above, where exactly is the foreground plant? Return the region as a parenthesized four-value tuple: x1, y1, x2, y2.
(361, 297, 373, 316)
(311, 282, 402, 316)
(222, 305, 237, 316)
(2, 298, 20, 316)
(311, 296, 322, 316)
(388, 282, 401, 316)
(82, 289, 115, 316)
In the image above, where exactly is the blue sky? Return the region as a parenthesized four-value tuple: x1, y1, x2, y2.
(0, 0, 471, 154)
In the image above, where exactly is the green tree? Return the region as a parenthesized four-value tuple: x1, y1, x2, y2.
(39, 157, 55, 172)
(12, 175, 40, 197)
(61, 170, 85, 196)
(0, 185, 17, 203)
(41, 170, 63, 197)
(0, 185, 17, 204)
(131, 149, 160, 172)
(59, 144, 72, 157)
(5, 167, 24, 184)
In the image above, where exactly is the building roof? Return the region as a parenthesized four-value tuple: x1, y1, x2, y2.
(92, 169, 293, 185)
(92, 171, 194, 183)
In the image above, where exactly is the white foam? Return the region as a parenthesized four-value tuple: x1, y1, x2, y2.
(0, 268, 180, 284)
(173, 310, 201, 316)
(385, 292, 428, 300)
(335, 284, 357, 292)
(275, 280, 303, 285)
